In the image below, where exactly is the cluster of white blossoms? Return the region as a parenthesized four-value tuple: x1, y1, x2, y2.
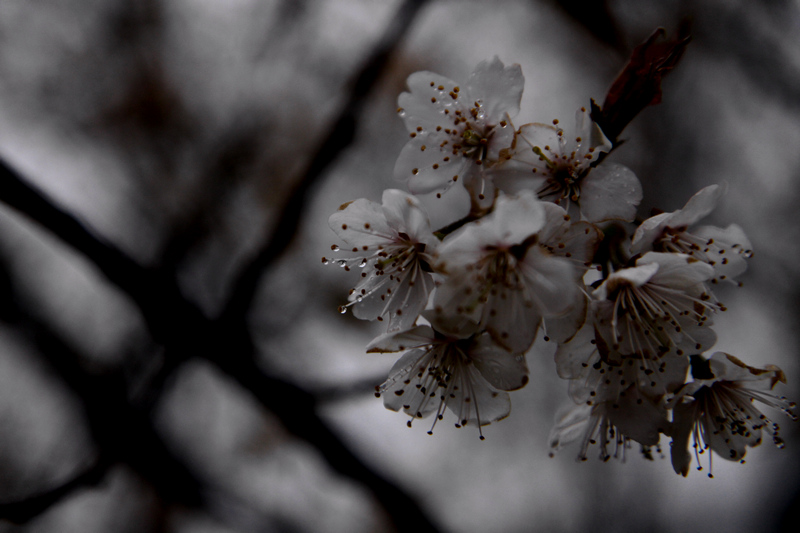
(322, 58, 795, 474)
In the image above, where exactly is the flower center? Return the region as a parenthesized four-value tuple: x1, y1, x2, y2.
(530, 146, 582, 204)
(604, 281, 719, 358)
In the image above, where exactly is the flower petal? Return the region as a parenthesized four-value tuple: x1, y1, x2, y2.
(329, 198, 394, 246)
(366, 325, 435, 353)
(447, 369, 512, 426)
(668, 398, 697, 476)
(380, 189, 437, 247)
(666, 184, 725, 229)
(394, 132, 471, 194)
(579, 163, 643, 222)
(379, 348, 439, 417)
(466, 57, 524, 121)
(398, 71, 463, 133)
(469, 333, 530, 391)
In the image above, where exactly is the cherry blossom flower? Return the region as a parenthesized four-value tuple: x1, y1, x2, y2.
(368, 324, 529, 438)
(394, 57, 522, 197)
(592, 252, 721, 360)
(549, 387, 671, 462)
(432, 191, 578, 353)
(551, 321, 688, 461)
(495, 107, 642, 222)
(557, 327, 690, 407)
(668, 352, 796, 476)
(631, 184, 753, 284)
(535, 202, 602, 344)
(325, 189, 438, 331)
(322, 51, 793, 477)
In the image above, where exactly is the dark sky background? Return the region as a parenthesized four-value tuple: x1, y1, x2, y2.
(1, 1, 799, 532)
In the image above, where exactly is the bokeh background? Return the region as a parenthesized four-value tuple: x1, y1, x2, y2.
(1, 1, 799, 532)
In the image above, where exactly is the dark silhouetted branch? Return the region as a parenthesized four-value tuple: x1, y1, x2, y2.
(0, 1, 443, 530)
(0, 458, 109, 524)
(1, 91, 440, 533)
(551, 0, 626, 53)
(0, 256, 206, 520)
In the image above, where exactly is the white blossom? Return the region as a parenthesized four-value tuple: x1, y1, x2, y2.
(592, 252, 721, 360)
(631, 184, 753, 284)
(551, 319, 689, 461)
(368, 324, 529, 438)
(495, 107, 642, 222)
(326, 189, 438, 331)
(668, 352, 796, 476)
(432, 191, 579, 352)
(394, 57, 523, 197)
(549, 385, 671, 462)
(323, 54, 795, 473)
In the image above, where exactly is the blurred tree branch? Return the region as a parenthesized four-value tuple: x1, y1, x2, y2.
(0, 0, 441, 531)
(0, 459, 109, 524)
(551, 0, 626, 53)
(0, 255, 204, 522)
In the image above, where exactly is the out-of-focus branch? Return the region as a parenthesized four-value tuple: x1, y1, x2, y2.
(0, 167, 443, 529)
(551, 0, 626, 53)
(0, 458, 109, 524)
(220, 0, 430, 323)
(0, 1, 442, 529)
(0, 259, 304, 532)
(208, 341, 442, 533)
(0, 256, 206, 520)
(0, 159, 205, 352)
(0, 156, 442, 533)
(311, 375, 387, 403)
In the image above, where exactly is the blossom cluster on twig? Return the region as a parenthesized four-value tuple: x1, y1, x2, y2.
(323, 49, 795, 476)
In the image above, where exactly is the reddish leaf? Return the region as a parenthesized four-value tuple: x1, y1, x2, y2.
(592, 24, 691, 143)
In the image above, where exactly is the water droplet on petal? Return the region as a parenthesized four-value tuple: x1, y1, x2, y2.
(338, 260, 348, 268)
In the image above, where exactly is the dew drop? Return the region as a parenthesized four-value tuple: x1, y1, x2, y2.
(337, 260, 348, 268)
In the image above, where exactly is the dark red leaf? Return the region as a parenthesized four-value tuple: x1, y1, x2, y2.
(591, 24, 691, 144)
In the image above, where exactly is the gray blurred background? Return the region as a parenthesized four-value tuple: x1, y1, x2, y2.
(1, 1, 799, 532)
